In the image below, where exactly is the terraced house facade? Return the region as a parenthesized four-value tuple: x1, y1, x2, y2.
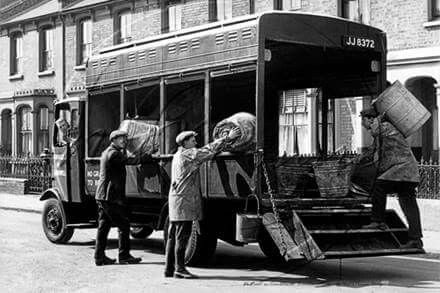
(0, 0, 439, 160)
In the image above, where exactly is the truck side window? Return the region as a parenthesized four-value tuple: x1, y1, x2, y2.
(54, 109, 71, 147)
(124, 84, 160, 123)
(69, 109, 80, 141)
(88, 91, 120, 157)
(164, 80, 204, 154)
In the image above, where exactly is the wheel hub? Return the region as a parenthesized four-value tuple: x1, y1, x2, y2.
(47, 208, 61, 234)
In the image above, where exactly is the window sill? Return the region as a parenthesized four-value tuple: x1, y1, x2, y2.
(38, 70, 55, 77)
(423, 20, 440, 28)
(8, 74, 23, 81)
(74, 64, 86, 71)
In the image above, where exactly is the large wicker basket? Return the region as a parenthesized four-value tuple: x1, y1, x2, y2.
(312, 158, 354, 197)
(276, 163, 314, 197)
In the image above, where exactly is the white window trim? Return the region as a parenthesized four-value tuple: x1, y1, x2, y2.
(119, 11, 132, 43)
(217, 0, 232, 21)
(423, 19, 440, 28)
(79, 18, 93, 64)
(169, 4, 183, 31)
(282, 0, 301, 11)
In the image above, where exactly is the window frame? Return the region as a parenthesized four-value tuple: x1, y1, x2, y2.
(339, 0, 361, 22)
(18, 106, 32, 156)
(10, 32, 23, 75)
(37, 105, 50, 153)
(216, 0, 233, 21)
(168, 1, 183, 32)
(77, 17, 92, 65)
(39, 26, 54, 72)
(114, 9, 133, 45)
(429, 0, 440, 20)
(281, 0, 301, 11)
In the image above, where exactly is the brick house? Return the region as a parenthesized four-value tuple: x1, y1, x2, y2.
(0, 0, 439, 159)
(369, 0, 440, 161)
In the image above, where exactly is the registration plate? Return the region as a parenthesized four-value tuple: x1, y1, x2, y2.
(342, 36, 376, 49)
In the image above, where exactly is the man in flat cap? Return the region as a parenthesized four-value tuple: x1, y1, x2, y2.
(164, 128, 240, 278)
(94, 130, 152, 266)
(359, 107, 423, 249)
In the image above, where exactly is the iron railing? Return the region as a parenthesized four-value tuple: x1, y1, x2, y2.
(0, 154, 439, 198)
(0, 155, 52, 193)
(417, 160, 440, 199)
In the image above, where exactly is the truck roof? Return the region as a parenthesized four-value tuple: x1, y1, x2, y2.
(86, 11, 385, 89)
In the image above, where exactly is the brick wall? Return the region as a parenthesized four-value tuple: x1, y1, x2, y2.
(0, 0, 45, 23)
(132, 2, 161, 39)
(0, 178, 29, 194)
(370, 0, 440, 50)
(92, 8, 114, 54)
(0, 23, 60, 99)
(182, 0, 209, 29)
(300, 0, 338, 16)
(0, 33, 11, 93)
(64, 18, 85, 91)
(232, 0, 251, 17)
(254, 0, 273, 13)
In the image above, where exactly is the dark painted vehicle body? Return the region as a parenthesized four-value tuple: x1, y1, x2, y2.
(41, 12, 423, 261)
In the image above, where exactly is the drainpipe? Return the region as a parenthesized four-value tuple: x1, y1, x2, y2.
(61, 14, 66, 99)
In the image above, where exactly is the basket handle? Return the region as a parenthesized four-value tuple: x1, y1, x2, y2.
(244, 193, 261, 216)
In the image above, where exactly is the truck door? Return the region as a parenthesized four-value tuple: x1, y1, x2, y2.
(52, 103, 72, 201)
(53, 101, 84, 203)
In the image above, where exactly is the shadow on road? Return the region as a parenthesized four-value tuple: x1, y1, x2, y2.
(80, 237, 165, 255)
(66, 236, 440, 290)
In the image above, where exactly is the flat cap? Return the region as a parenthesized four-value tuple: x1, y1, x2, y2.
(176, 131, 197, 146)
(360, 107, 378, 118)
(109, 130, 128, 141)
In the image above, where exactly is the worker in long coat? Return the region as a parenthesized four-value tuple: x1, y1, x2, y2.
(94, 130, 152, 266)
(360, 108, 423, 249)
(164, 128, 240, 278)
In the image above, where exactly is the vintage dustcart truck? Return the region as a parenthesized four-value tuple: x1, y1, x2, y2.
(40, 11, 424, 264)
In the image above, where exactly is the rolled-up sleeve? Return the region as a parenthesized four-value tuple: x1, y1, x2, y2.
(187, 137, 227, 165)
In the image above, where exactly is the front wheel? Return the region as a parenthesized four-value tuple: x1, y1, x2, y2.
(163, 216, 217, 266)
(42, 199, 74, 244)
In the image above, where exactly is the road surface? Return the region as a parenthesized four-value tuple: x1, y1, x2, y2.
(0, 209, 439, 292)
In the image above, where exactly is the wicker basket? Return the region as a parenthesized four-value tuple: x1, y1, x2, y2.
(276, 164, 314, 197)
(312, 158, 354, 197)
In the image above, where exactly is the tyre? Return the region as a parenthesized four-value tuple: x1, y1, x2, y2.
(163, 216, 217, 266)
(130, 226, 154, 239)
(42, 199, 74, 244)
(257, 226, 284, 262)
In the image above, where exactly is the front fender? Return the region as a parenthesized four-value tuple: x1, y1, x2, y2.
(40, 188, 64, 202)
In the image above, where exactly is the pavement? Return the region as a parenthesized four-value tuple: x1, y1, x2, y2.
(1, 192, 440, 254)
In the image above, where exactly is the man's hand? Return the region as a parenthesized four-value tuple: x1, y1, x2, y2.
(371, 117, 380, 133)
(226, 127, 241, 142)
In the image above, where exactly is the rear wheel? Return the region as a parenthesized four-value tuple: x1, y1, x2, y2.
(130, 226, 154, 239)
(163, 216, 217, 266)
(42, 199, 74, 244)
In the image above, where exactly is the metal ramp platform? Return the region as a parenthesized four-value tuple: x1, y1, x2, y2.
(263, 207, 425, 261)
